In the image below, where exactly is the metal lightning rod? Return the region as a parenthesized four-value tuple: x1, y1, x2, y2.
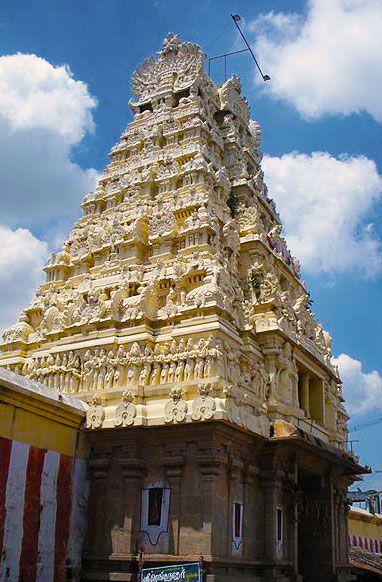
(231, 14, 270, 82)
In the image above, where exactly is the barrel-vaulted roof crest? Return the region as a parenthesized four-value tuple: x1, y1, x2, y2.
(131, 34, 206, 105)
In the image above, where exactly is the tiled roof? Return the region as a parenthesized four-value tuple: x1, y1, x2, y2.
(349, 547, 382, 574)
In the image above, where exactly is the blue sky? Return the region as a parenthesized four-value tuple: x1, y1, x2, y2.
(0, 0, 381, 488)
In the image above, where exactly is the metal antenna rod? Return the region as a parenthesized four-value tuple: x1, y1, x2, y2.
(231, 14, 270, 82)
(208, 48, 250, 78)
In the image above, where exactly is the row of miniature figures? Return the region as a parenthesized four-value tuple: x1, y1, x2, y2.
(20, 336, 239, 394)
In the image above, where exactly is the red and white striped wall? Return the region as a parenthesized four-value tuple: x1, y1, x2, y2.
(0, 436, 88, 582)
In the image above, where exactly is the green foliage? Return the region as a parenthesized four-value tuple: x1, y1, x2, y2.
(227, 190, 239, 217)
(240, 280, 250, 299)
(248, 269, 263, 290)
(307, 291, 314, 308)
(240, 271, 263, 299)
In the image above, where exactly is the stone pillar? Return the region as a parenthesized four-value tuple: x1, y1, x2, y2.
(260, 460, 285, 562)
(118, 457, 147, 555)
(266, 352, 278, 402)
(227, 458, 244, 557)
(86, 456, 110, 557)
(289, 456, 299, 576)
(329, 475, 337, 572)
(243, 464, 258, 559)
(299, 473, 337, 582)
(335, 489, 348, 567)
(198, 455, 227, 558)
(343, 497, 352, 577)
(164, 456, 184, 556)
(301, 374, 310, 417)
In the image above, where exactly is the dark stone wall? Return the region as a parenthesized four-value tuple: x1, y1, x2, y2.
(81, 422, 352, 582)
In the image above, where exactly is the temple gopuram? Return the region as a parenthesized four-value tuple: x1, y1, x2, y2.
(0, 35, 366, 582)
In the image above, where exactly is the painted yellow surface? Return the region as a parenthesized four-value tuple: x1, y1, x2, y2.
(0, 373, 85, 456)
(5, 406, 78, 455)
(349, 507, 382, 547)
(0, 401, 14, 436)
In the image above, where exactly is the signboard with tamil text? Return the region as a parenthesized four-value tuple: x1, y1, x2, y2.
(141, 562, 202, 582)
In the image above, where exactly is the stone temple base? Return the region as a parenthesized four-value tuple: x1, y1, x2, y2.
(81, 421, 352, 582)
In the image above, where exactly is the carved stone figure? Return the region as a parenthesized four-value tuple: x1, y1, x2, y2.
(191, 383, 215, 421)
(164, 387, 187, 423)
(114, 391, 136, 427)
(277, 343, 299, 405)
(86, 396, 105, 429)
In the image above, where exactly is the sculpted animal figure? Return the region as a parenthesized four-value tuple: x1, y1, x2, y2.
(186, 263, 224, 308)
(111, 283, 157, 321)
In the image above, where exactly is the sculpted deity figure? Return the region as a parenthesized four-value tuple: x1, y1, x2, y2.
(277, 343, 299, 405)
(139, 361, 152, 386)
(63, 352, 73, 393)
(33, 358, 40, 382)
(126, 362, 139, 387)
(160, 286, 179, 318)
(225, 342, 239, 382)
(167, 360, 177, 384)
(175, 360, 185, 383)
(194, 355, 204, 379)
(259, 270, 280, 303)
(184, 353, 195, 382)
(203, 352, 214, 378)
(178, 338, 186, 357)
(268, 224, 282, 240)
(160, 362, 169, 384)
(292, 257, 301, 277)
(96, 349, 107, 390)
(21, 361, 29, 377)
(105, 364, 114, 390)
(92, 348, 100, 391)
(251, 359, 268, 401)
(150, 362, 161, 385)
(105, 347, 119, 388)
(70, 355, 81, 393)
(322, 330, 333, 365)
(58, 354, 67, 392)
(293, 293, 308, 334)
(170, 338, 177, 354)
(83, 349, 95, 392)
(46, 354, 54, 389)
(111, 356, 122, 388)
(144, 344, 152, 360)
(130, 342, 142, 362)
(53, 354, 61, 391)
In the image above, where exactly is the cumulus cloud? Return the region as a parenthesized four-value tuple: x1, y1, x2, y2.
(0, 54, 95, 141)
(0, 53, 100, 333)
(0, 226, 48, 332)
(262, 151, 382, 277)
(249, 0, 382, 121)
(0, 53, 99, 230)
(334, 353, 382, 416)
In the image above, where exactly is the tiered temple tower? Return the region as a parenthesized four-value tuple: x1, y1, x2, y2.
(0, 35, 363, 582)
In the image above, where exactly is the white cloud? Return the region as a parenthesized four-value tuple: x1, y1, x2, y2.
(0, 53, 100, 333)
(0, 53, 99, 230)
(249, 0, 382, 121)
(0, 53, 96, 141)
(0, 226, 48, 332)
(262, 151, 382, 277)
(334, 353, 382, 416)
